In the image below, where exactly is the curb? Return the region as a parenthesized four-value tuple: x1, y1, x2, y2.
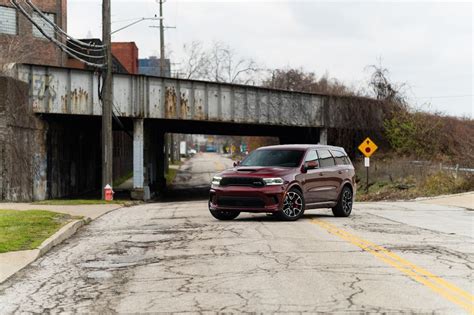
(0, 207, 118, 285)
(0, 218, 88, 285)
(413, 191, 474, 201)
(37, 218, 89, 257)
(414, 191, 474, 211)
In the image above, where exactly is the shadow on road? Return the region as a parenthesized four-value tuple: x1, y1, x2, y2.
(234, 213, 333, 222)
(160, 186, 210, 202)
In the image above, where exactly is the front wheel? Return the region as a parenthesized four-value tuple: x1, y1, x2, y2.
(332, 186, 353, 217)
(278, 188, 305, 221)
(209, 209, 240, 220)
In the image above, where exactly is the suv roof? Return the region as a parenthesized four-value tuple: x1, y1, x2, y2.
(257, 144, 347, 152)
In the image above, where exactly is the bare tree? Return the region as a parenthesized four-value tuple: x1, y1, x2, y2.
(262, 67, 354, 96)
(365, 60, 408, 106)
(179, 41, 261, 84)
(180, 41, 209, 80)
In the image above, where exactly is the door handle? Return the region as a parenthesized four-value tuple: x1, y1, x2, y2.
(338, 170, 342, 174)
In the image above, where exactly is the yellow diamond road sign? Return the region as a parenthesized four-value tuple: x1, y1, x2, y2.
(358, 137, 378, 158)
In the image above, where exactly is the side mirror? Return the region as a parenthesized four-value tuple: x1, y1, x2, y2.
(303, 160, 319, 171)
(301, 164, 308, 173)
(233, 161, 241, 167)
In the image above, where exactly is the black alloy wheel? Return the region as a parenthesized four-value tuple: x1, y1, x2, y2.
(279, 188, 305, 221)
(332, 186, 353, 217)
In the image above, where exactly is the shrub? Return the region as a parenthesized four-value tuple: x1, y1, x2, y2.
(420, 172, 474, 196)
(384, 110, 474, 166)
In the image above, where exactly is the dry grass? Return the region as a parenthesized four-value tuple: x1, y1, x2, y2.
(355, 156, 474, 201)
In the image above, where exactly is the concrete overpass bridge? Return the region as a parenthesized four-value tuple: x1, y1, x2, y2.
(9, 64, 381, 200)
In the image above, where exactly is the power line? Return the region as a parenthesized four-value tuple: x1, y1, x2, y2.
(111, 17, 162, 35)
(24, 0, 106, 50)
(22, 0, 105, 54)
(10, 0, 105, 67)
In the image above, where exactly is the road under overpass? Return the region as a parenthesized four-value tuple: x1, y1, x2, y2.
(8, 64, 383, 200)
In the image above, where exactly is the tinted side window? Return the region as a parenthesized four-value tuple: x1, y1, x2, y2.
(317, 149, 335, 168)
(305, 150, 318, 162)
(331, 150, 349, 165)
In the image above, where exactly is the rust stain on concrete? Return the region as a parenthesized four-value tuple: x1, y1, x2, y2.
(180, 92, 190, 119)
(165, 87, 177, 118)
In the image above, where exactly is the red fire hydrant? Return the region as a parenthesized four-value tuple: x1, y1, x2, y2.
(104, 184, 114, 201)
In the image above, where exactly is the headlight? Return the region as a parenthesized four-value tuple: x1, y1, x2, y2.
(211, 176, 222, 186)
(263, 177, 284, 185)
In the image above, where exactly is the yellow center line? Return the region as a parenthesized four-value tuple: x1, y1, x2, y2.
(311, 219, 474, 314)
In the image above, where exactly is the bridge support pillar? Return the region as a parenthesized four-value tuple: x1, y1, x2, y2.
(156, 130, 167, 193)
(131, 118, 150, 201)
(319, 128, 328, 145)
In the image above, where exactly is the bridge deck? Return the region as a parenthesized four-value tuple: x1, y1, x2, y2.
(16, 64, 325, 128)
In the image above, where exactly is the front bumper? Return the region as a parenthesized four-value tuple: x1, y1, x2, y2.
(209, 184, 287, 213)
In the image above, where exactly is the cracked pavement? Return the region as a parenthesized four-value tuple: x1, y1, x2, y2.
(0, 154, 472, 313)
(0, 199, 472, 313)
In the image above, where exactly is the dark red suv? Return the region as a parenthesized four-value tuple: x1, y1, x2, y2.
(209, 145, 356, 221)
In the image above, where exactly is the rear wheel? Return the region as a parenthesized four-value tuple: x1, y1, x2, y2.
(278, 188, 305, 221)
(332, 186, 353, 217)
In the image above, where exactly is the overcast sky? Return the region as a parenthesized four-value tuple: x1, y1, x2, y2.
(68, 1, 473, 117)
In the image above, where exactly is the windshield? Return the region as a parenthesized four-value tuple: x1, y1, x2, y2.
(240, 149, 305, 167)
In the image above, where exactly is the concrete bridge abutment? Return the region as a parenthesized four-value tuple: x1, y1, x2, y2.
(131, 119, 166, 201)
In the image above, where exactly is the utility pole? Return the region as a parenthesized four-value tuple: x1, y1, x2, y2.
(102, 0, 113, 198)
(159, 0, 165, 77)
(158, 0, 173, 168)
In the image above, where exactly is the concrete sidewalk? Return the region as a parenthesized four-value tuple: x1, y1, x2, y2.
(0, 203, 123, 284)
(416, 191, 474, 210)
(0, 203, 122, 219)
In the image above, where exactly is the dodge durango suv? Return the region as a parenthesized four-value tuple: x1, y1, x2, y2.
(209, 144, 356, 221)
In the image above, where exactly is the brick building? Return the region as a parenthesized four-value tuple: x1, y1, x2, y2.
(0, 0, 67, 67)
(112, 42, 138, 74)
(66, 39, 139, 75)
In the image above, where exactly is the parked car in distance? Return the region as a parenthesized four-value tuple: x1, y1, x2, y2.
(209, 144, 356, 221)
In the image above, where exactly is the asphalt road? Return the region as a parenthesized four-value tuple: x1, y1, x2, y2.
(164, 152, 234, 200)
(171, 152, 234, 190)
(0, 155, 472, 314)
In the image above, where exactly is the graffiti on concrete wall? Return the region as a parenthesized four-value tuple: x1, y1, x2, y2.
(19, 71, 57, 111)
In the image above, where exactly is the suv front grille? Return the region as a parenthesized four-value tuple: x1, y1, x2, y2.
(220, 177, 265, 187)
(217, 196, 265, 208)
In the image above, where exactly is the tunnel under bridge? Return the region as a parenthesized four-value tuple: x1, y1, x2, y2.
(11, 64, 382, 200)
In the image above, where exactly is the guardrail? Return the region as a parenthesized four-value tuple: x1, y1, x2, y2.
(410, 161, 474, 174)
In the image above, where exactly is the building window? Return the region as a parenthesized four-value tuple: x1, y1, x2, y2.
(32, 12, 55, 39)
(0, 6, 17, 35)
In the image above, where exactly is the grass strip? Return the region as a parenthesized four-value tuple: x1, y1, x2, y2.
(166, 168, 178, 185)
(0, 210, 77, 253)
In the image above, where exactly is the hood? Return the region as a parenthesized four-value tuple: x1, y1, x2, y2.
(219, 166, 296, 178)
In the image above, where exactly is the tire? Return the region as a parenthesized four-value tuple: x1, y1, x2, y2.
(332, 186, 353, 217)
(209, 209, 240, 220)
(278, 188, 305, 221)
